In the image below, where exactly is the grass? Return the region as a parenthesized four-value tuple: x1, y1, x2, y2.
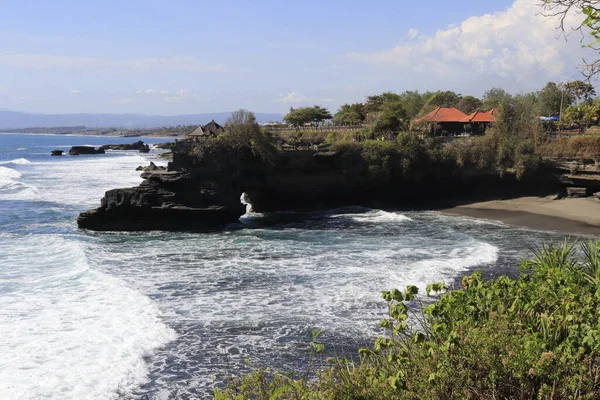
(538, 136, 600, 162)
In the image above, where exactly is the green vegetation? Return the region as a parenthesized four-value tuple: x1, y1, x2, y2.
(284, 106, 333, 127)
(189, 83, 600, 183)
(187, 110, 278, 165)
(539, 136, 600, 164)
(272, 78, 600, 147)
(325, 94, 547, 182)
(333, 103, 366, 125)
(216, 241, 600, 399)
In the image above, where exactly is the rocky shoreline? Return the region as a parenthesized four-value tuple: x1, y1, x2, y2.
(76, 137, 600, 232)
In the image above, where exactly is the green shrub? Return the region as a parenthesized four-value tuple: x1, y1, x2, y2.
(325, 132, 341, 145)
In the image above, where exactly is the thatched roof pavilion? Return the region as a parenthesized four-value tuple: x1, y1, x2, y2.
(186, 120, 224, 140)
(187, 125, 208, 139)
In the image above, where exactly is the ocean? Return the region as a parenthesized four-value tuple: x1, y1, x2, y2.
(0, 133, 569, 399)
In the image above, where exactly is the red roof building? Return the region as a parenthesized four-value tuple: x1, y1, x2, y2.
(459, 109, 497, 123)
(414, 107, 468, 124)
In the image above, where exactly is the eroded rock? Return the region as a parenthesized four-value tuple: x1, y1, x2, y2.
(69, 146, 105, 155)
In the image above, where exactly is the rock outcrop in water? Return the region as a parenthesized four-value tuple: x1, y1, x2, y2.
(77, 135, 592, 232)
(69, 146, 105, 155)
(99, 141, 150, 153)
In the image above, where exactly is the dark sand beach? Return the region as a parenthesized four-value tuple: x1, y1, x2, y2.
(440, 196, 600, 236)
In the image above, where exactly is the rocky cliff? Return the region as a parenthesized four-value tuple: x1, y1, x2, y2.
(77, 139, 598, 232)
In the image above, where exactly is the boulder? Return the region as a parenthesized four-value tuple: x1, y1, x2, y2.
(51, 150, 64, 156)
(69, 146, 105, 155)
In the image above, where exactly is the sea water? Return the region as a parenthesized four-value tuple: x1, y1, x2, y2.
(0, 133, 570, 399)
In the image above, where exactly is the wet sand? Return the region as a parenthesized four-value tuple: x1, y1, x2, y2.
(440, 196, 600, 237)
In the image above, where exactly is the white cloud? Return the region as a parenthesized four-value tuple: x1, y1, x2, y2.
(137, 89, 161, 95)
(345, 0, 593, 86)
(0, 86, 7, 92)
(0, 53, 240, 72)
(164, 89, 197, 103)
(70, 89, 80, 94)
(113, 97, 138, 104)
(137, 88, 197, 103)
(275, 91, 311, 104)
(407, 28, 419, 39)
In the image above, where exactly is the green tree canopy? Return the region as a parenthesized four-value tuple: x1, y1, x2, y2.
(221, 109, 278, 163)
(424, 91, 461, 108)
(482, 87, 512, 110)
(363, 92, 402, 114)
(538, 82, 573, 117)
(456, 95, 482, 114)
(333, 103, 366, 125)
(283, 105, 332, 126)
(398, 90, 426, 119)
(563, 80, 596, 103)
(372, 101, 407, 133)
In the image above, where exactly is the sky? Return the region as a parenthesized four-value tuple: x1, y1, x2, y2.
(0, 0, 596, 115)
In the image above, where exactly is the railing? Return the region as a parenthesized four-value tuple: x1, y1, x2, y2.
(264, 125, 365, 133)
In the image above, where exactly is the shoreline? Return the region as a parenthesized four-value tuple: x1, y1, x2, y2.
(0, 131, 181, 139)
(439, 196, 600, 237)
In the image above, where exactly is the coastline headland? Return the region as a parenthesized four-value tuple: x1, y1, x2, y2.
(76, 136, 600, 233)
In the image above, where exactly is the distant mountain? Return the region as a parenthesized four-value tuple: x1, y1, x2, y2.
(0, 110, 283, 129)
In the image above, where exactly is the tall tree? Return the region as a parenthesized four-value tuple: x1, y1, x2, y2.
(283, 106, 332, 126)
(372, 101, 407, 133)
(424, 91, 461, 108)
(363, 92, 402, 114)
(333, 103, 366, 125)
(538, 82, 573, 117)
(456, 95, 482, 114)
(563, 80, 596, 103)
(223, 109, 278, 162)
(482, 88, 512, 110)
(398, 91, 425, 119)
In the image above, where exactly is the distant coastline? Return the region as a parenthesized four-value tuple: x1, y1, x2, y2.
(0, 126, 186, 137)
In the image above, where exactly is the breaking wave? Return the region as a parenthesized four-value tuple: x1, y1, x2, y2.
(0, 165, 39, 201)
(0, 158, 31, 166)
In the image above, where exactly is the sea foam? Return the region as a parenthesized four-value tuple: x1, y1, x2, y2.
(0, 165, 40, 201)
(29, 154, 161, 207)
(331, 209, 413, 223)
(0, 230, 176, 400)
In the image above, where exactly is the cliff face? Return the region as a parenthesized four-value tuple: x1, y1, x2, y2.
(77, 141, 594, 232)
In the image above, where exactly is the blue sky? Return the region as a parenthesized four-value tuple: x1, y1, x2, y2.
(0, 0, 593, 115)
